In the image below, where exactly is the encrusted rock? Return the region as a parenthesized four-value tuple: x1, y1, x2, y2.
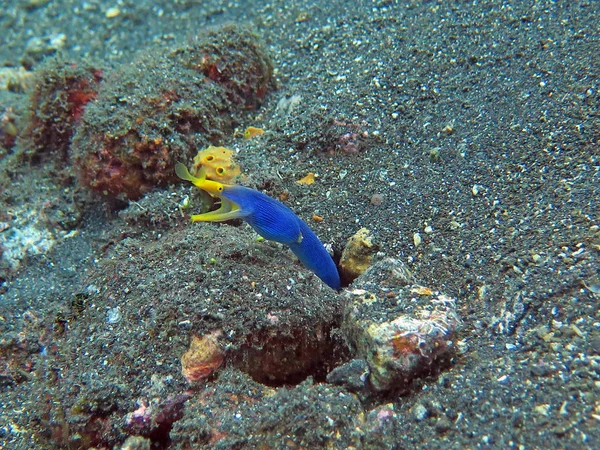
(339, 228, 378, 282)
(73, 25, 273, 201)
(19, 60, 103, 161)
(181, 333, 225, 382)
(0, 67, 34, 92)
(326, 359, 369, 392)
(341, 258, 459, 392)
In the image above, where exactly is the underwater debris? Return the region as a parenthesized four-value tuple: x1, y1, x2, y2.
(181, 334, 225, 383)
(275, 94, 302, 115)
(243, 126, 264, 139)
(326, 359, 370, 392)
(341, 258, 459, 393)
(339, 227, 378, 283)
(296, 172, 316, 185)
(0, 67, 34, 92)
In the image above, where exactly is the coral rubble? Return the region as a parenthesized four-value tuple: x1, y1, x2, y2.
(341, 258, 460, 392)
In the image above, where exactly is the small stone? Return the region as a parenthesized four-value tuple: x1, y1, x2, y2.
(366, 404, 396, 427)
(20, 0, 50, 9)
(413, 232, 422, 247)
(25, 33, 66, 60)
(326, 359, 369, 392)
(587, 336, 600, 355)
(370, 193, 384, 206)
(49, 33, 66, 49)
(106, 306, 121, 324)
(435, 417, 453, 433)
(534, 404, 551, 416)
(106, 6, 121, 18)
(441, 124, 454, 134)
(411, 403, 429, 421)
(120, 435, 151, 450)
(339, 228, 378, 282)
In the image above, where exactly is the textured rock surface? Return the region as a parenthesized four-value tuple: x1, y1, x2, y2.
(339, 227, 378, 283)
(72, 25, 272, 201)
(342, 258, 460, 392)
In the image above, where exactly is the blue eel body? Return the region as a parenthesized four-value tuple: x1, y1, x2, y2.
(176, 159, 341, 292)
(220, 185, 341, 291)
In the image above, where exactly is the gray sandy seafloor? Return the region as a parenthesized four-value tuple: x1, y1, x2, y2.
(1, 0, 599, 449)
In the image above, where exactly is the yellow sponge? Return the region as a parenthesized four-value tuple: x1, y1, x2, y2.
(192, 145, 241, 183)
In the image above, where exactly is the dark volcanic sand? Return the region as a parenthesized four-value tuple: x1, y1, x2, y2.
(1, 1, 598, 449)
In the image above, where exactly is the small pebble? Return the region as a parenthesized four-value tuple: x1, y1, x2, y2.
(370, 193, 384, 206)
(106, 6, 121, 18)
(435, 417, 452, 433)
(410, 403, 429, 421)
(106, 306, 121, 324)
(413, 232, 422, 247)
(326, 359, 369, 391)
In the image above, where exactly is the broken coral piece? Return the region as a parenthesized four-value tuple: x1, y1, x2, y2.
(339, 228, 378, 282)
(341, 258, 459, 392)
(181, 333, 225, 383)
